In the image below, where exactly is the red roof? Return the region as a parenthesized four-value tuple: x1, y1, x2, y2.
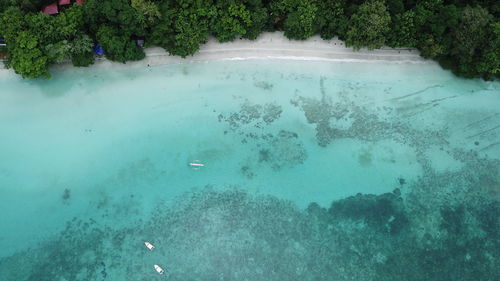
(76, 0, 85, 4)
(59, 0, 71, 5)
(42, 3, 59, 14)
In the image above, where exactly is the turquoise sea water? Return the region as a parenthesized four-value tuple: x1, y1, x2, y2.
(0, 60, 499, 280)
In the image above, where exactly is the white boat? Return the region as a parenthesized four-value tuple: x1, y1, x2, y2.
(144, 241, 155, 251)
(154, 264, 165, 275)
(189, 160, 204, 168)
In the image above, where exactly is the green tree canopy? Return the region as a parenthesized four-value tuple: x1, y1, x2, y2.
(268, 0, 319, 40)
(283, 0, 318, 40)
(131, 0, 161, 24)
(474, 22, 500, 79)
(0, 7, 50, 77)
(241, 0, 268, 40)
(0, 6, 27, 42)
(97, 25, 145, 62)
(210, 0, 267, 42)
(83, 0, 147, 36)
(211, 1, 252, 42)
(316, 0, 348, 40)
(387, 10, 417, 47)
(346, 0, 391, 50)
(2, 0, 53, 12)
(412, 1, 460, 58)
(452, 6, 493, 57)
(148, 0, 212, 57)
(1, 0, 498, 79)
(450, 6, 495, 77)
(9, 31, 50, 78)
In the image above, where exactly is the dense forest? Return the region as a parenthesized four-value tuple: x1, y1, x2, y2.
(0, 0, 498, 79)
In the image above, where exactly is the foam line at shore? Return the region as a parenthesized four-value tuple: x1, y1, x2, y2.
(220, 56, 431, 64)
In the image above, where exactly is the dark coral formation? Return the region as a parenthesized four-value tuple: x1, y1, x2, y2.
(291, 92, 448, 150)
(217, 101, 306, 172)
(377, 199, 500, 281)
(254, 130, 307, 171)
(1, 181, 498, 281)
(62, 188, 71, 201)
(329, 189, 408, 235)
(253, 81, 274, 91)
(218, 101, 282, 130)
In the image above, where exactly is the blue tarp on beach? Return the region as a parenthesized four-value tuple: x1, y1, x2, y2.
(93, 44, 104, 56)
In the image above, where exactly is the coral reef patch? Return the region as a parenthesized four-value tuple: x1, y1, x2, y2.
(1, 183, 498, 281)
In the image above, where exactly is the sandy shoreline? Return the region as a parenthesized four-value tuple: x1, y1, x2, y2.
(0, 32, 431, 73)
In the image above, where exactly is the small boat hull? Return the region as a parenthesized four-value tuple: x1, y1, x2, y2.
(189, 160, 205, 169)
(144, 241, 155, 251)
(154, 264, 165, 274)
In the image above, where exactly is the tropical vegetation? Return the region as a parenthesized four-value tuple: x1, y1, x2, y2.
(0, 0, 498, 79)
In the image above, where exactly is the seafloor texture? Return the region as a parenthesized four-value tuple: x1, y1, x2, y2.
(0, 60, 499, 280)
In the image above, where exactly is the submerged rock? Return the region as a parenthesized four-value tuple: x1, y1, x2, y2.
(328, 189, 409, 235)
(62, 188, 71, 201)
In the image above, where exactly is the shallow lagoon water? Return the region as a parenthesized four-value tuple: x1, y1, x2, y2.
(0, 60, 499, 280)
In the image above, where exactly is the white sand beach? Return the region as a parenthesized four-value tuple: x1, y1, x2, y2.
(0, 32, 430, 73)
